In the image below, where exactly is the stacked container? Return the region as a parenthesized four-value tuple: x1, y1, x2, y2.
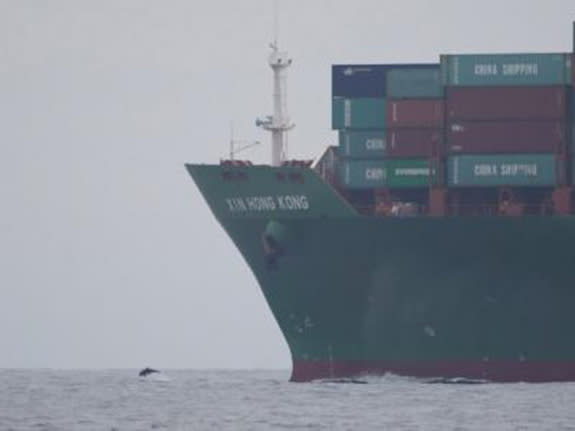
(441, 53, 573, 188)
(328, 38, 575, 215)
(332, 64, 440, 189)
(571, 55, 575, 184)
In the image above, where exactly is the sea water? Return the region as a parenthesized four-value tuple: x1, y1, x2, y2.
(1, 369, 574, 430)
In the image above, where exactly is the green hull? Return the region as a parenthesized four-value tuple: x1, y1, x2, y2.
(186, 164, 575, 382)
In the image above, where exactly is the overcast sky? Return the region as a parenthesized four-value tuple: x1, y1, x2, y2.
(1, 1, 574, 369)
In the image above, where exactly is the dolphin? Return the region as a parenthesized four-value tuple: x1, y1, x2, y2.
(138, 367, 160, 377)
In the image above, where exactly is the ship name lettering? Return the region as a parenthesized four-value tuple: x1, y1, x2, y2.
(226, 195, 310, 212)
(226, 197, 248, 212)
(245, 196, 277, 211)
(277, 195, 310, 211)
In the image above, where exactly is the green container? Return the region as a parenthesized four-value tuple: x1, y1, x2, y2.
(571, 88, 575, 152)
(387, 68, 442, 99)
(441, 53, 572, 86)
(338, 131, 388, 159)
(332, 97, 386, 129)
(448, 154, 556, 187)
(339, 159, 434, 189)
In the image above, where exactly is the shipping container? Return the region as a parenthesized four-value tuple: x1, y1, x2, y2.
(332, 65, 387, 98)
(441, 53, 572, 86)
(446, 86, 566, 121)
(387, 129, 440, 158)
(447, 120, 565, 154)
(338, 131, 387, 158)
(571, 88, 575, 152)
(447, 154, 556, 187)
(386, 99, 444, 128)
(338, 129, 439, 158)
(339, 159, 435, 189)
(332, 63, 438, 98)
(332, 98, 386, 129)
(386, 68, 442, 99)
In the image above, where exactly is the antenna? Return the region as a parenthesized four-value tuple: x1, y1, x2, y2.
(256, 0, 295, 167)
(229, 121, 234, 160)
(274, 0, 279, 49)
(229, 121, 260, 160)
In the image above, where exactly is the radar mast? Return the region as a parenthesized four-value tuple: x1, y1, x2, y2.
(256, 2, 294, 166)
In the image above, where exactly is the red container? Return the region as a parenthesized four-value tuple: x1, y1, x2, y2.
(447, 120, 565, 154)
(386, 129, 441, 157)
(386, 99, 444, 128)
(446, 86, 567, 121)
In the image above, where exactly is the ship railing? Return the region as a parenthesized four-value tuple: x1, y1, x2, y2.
(353, 203, 427, 217)
(282, 159, 314, 168)
(220, 159, 253, 167)
(352, 203, 558, 217)
(447, 203, 555, 217)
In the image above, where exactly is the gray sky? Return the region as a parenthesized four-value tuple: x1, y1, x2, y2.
(1, 1, 574, 369)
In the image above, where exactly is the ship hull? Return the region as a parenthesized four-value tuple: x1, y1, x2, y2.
(292, 360, 575, 382)
(187, 164, 575, 382)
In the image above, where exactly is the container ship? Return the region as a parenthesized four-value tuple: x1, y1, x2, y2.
(186, 25, 575, 382)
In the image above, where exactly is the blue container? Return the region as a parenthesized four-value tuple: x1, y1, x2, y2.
(332, 64, 437, 98)
(332, 65, 387, 98)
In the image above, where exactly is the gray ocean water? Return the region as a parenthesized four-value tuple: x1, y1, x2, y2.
(1, 369, 575, 431)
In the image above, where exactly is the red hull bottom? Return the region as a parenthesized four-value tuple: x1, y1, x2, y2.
(291, 360, 575, 383)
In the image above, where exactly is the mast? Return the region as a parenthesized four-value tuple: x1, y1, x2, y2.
(256, 6, 295, 167)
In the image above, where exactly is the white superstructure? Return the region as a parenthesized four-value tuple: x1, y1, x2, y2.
(256, 42, 295, 166)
